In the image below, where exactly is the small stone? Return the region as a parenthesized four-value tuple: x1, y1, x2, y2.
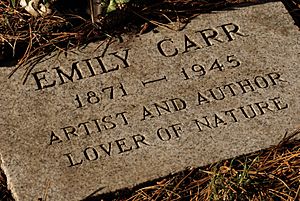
(20, 0, 52, 17)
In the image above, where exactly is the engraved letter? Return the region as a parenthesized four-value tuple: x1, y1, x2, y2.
(193, 117, 212, 132)
(154, 101, 171, 116)
(223, 83, 237, 96)
(102, 115, 117, 130)
(115, 138, 133, 153)
(170, 123, 183, 138)
(54, 62, 84, 85)
(49, 131, 62, 145)
(78, 122, 92, 135)
(141, 106, 154, 121)
(254, 101, 272, 115)
(94, 56, 119, 74)
(270, 97, 288, 111)
(209, 87, 226, 101)
(267, 72, 284, 86)
(116, 112, 129, 125)
(236, 79, 255, 94)
(213, 114, 226, 128)
(224, 109, 239, 122)
(132, 134, 150, 149)
(82, 58, 96, 77)
(32, 69, 56, 90)
(84, 147, 99, 161)
(99, 143, 112, 156)
(62, 126, 78, 140)
(197, 28, 223, 47)
(239, 104, 257, 118)
(157, 38, 178, 57)
(220, 23, 247, 41)
(157, 128, 172, 141)
(64, 152, 83, 167)
(197, 92, 210, 105)
(109, 49, 130, 68)
(170, 98, 187, 111)
(183, 34, 201, 53)
(254, 76, 269, 88)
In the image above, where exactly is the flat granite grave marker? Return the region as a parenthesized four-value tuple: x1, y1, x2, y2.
(0, 2, 299, 201)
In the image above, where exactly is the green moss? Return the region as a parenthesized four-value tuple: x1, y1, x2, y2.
(107, 0, 131, 13)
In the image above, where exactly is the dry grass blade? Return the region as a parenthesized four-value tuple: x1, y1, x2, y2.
(121, 137, 300, 201)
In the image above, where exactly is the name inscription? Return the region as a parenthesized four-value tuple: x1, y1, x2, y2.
(28, 22, 290, 168)
(31, 23, 246, 90)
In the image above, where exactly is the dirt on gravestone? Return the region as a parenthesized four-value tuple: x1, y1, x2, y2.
(0, 0, 298, 201)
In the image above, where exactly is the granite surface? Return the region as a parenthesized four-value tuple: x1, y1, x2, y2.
(0, 2, 299, 200)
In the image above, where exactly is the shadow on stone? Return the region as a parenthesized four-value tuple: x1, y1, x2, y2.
(0, 168, 14, 201)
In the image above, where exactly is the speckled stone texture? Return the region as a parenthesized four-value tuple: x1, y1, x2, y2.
(0, 2, 299, 201)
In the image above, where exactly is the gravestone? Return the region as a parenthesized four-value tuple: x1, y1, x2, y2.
(0, 2, 299, 201)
